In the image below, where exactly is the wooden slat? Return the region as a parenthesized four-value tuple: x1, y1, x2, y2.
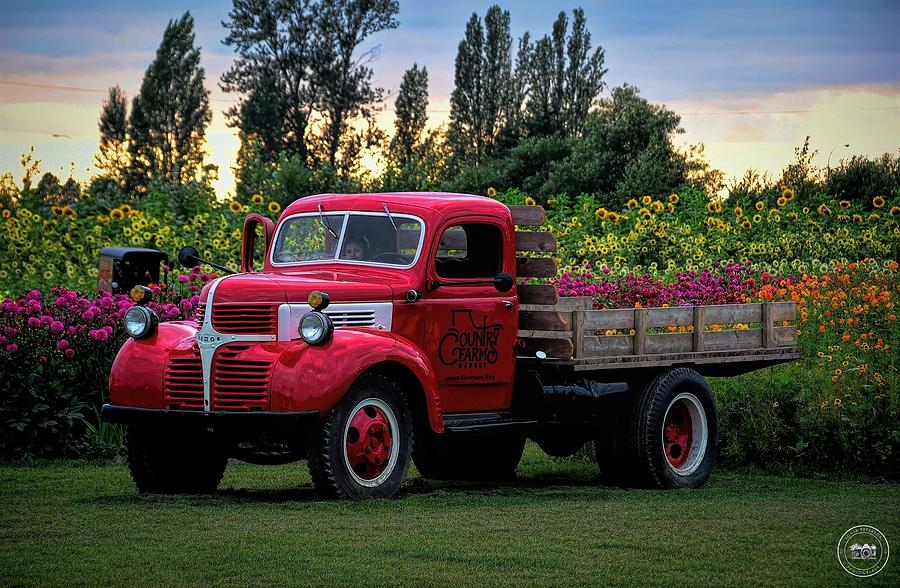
(703, 303, 763, 325)
(517, 336, 573, 359)
(583, 335, 633, 357)
(508, 205, 546, 226)
(645, 333, 694, 354)
(516, 257, 557, 278)
(762, 303, 774, 348)
(518, 284, 558, 305)
(515, 231, 556, 252)
(519, 310, 570, 331)
(646, 307, 694, 328)
(773, 326, 797, 346)
(582, 309, 635, 331)
(517, 329, 573, 339)
(771, 301, 797, 322)
(704, 329, 762, 351)
(693, 307, 705, 352)
(633, 308, 647, 355)
(553, 297, 594, 311)
(573, 309, 586, 359)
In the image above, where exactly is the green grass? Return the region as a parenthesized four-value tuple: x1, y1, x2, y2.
(2, 444, 897, 587)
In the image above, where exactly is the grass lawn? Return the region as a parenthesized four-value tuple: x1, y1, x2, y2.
(1, 443, 897, 587)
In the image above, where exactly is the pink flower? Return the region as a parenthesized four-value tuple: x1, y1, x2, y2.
(27, 317, 40, 328)
(65, 348, 75, 359)
(50, 321, 64, 334)
(177, 275, 189, 284)
(26, 290, 41, 300)
(5, 343, 18, 353)
(55, 339, 69, 350)
(89, 329, 109, 342)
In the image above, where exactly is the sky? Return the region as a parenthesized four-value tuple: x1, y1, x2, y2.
(1, 0, 898, 197)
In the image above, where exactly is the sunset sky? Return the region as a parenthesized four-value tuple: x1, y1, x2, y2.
(1, 0, 898, 197)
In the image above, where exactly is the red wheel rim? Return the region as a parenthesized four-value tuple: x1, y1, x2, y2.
(345, 403, 394, 482)
(663, 400, 693, 469)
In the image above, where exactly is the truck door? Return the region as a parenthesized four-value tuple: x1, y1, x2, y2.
(424, 218, 518, 413)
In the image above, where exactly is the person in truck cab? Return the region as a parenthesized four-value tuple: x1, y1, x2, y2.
(341, 236, 370, 261)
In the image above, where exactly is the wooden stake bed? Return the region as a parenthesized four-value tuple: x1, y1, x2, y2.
(508, 205, 802, 376)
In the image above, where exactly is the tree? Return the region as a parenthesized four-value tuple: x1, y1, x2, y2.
(128, 12, 214, 192)
(448, 5, 518, 163)
(222, 0, 399, 180)
(542, 85, 687, 205)
(521, 9, 606, 138)
(95, 85, 129, 185)
(389, 64, 429, 169)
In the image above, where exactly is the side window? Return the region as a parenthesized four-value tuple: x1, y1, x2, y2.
(435, 223, 502, 279)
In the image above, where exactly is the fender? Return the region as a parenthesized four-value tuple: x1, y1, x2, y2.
(109, 322, 197, 408)
(270, 329, 444, 433)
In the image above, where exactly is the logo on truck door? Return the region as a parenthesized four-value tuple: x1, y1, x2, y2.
(438, 309, 502, 369)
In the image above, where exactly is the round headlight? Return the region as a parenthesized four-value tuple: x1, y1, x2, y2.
(123, 306, 158, 339)
(299, 311, 333, 345)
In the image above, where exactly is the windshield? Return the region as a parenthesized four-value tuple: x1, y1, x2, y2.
(272, 212, 424, 267)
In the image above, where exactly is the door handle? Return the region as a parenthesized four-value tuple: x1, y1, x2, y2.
(502, 300, 513, 310)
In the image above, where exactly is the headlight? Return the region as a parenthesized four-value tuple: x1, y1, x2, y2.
(123, 306, 158, 339)
(299, 311, 333, 345)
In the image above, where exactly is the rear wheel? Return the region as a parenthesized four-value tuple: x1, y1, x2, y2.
(125, 426, 227, 494)
(308, 373, 412, 499)
(632, 368, 718, 488)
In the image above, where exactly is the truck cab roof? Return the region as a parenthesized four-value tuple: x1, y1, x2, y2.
(281, 192, 511, 222)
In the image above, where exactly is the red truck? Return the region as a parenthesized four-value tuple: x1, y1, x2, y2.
(102, 192, 800, 498)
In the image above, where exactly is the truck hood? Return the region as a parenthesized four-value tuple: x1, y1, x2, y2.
(204, 270, 395, 305)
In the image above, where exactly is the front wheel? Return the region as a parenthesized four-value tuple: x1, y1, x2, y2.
(632, 368, 718, 489)
(308, 373, 412, 499)
(125, 426, 227, 494)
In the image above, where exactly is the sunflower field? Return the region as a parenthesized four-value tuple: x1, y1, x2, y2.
(0, 184, 898, 476)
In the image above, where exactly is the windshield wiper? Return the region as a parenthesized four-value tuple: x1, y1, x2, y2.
(383, 203, 399, 231)
(317, 203, 338, 239)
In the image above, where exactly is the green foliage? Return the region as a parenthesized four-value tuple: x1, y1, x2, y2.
(95, 85, 129, 186)
(520, 8, 607, 138)
(128, 12, 214, 192)
(389, 64, 429, 170)
(825, 151, 900, 205)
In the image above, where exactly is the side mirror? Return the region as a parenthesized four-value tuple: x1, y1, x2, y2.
(493, 272, 514, 292)
(177, 246, 200, 269)
(241, 213, 276, 273)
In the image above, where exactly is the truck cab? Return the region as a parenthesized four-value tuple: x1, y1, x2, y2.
(103, 192, 799, 498)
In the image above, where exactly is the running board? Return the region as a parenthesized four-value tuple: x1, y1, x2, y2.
(442, 412, 538, 434)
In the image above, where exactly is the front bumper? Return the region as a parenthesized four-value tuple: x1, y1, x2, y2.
(101, 404, 319, 433)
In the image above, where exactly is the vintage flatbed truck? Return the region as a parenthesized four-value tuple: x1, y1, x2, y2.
(102, 192, 800, 498)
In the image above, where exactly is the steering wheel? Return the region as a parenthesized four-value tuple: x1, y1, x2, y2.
(273, 251, 299, 263)
(372, 252, 410, 265)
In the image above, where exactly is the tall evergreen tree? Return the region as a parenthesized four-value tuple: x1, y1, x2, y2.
(128, 12, 213, 191)
(95, 85, 129, 184)
(448, 5, 517, 163)
(390, 64, 429, 168)
(522, 8, 607, 138)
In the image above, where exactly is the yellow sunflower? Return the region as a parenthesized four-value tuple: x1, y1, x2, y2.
(595, 207, 608, 219)
(869, 213, 880, 221)
(777, 196, 787, 206)
(110, 208, 125, 220)
(781, 188, 795, 201)
(734, 206, 743, 217)
(667, 203, 675, 213)
(889, 206, 900, 216)
(641, 195, 652, 206)
(668, 193, 680, 204)
(652, 201, 664, 213)
(62, 206, 76, 218)
(872, 196, 885, 208)
(1, 209, 10, 219)
(839, 200, 851, 209)
(524, 196, 537, 206)
(120, 204, 132, 214)
(755, 201, 765, 211)
(788, 212, 798, 220)
(229, 200, 242, 213)
(817, 204, 831, 215)
(486, 187, 497, 198)
(852, 214, 863, 222)
(626, 198, 638, 209)
(251, 193, 264, 204)
(50, 205, 63, 216)
(268, 201, 281, 214)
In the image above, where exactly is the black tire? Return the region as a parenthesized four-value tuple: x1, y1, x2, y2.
(594, 392, 640, 486)
(125, 426, 227, 494)
(413, 432, 525, 481)
(307, 373, 412, 499)
(631, 368, 718, 489)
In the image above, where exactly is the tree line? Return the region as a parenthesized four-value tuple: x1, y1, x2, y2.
(26, 1, 898, 215)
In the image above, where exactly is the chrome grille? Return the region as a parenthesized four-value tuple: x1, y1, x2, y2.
(211, 344, 272, 411)
(163, 348, 204, 410)
(211, 303, 278, 334)
(324, 308, 377, 327)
